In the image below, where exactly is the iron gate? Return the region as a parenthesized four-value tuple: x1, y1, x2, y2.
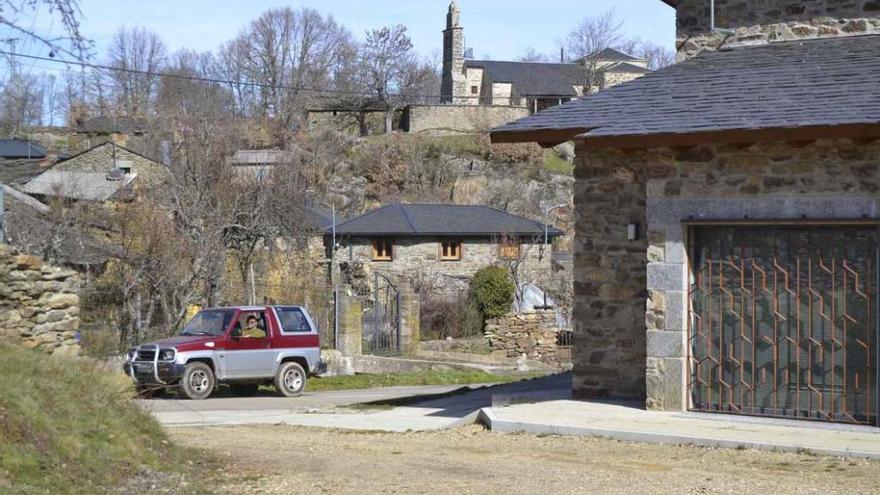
(362, 272, 401, 355)
(688, 224, 878, 425)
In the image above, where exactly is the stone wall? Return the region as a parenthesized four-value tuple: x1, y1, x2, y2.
(403, 105, 529, 135)
(671, 0, 880, 59)
(573, 138, 880, 409)
(342, 236, 553, 295)
(484, 310, 570, 366)
(571, 153, 647, 398)
(54, 142, 167, 191)
(0, 245, 81, 355)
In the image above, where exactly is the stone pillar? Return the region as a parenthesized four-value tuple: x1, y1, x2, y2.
(335, 290, 362, 357)
(398, 287, 420, 355)
(571, 147, 647, 400)
(645, 226, 687, 411)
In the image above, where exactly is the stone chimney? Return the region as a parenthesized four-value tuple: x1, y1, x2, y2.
(440, 1, 467, 104)
(669, 0, 880, 60)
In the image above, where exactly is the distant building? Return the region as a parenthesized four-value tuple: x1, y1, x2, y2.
(0, 138, 54, 187)
(228, 149, 286, 180)
(330, 203, 563, 293)
(440, 1, 650, 113)
(21, 142, 167, 202)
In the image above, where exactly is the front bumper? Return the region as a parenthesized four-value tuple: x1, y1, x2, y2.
(123, 360, 186, 385)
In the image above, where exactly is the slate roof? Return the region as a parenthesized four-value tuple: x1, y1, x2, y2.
(603, 61, 651, 74)
(21, 170, 135, 201)
(465, 60, 587, 97)
(331, 203, 564, 237)
(230, 150, 285, 166)
(491, 35, 880, 144)
(0, 138, 47, 159)
(578, 48, 644, 63)
(0, 158, 50, 186)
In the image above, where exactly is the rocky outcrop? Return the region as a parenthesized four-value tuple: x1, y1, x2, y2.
(0, 245, 82, 355)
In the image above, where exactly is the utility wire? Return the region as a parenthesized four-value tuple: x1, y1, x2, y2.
(0, 49, 501, 101)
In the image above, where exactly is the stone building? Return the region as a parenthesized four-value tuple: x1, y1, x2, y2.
(441, 1, 650, 113)
(21, 142, 168, 202)
(330, 203, 563, 293)
(492, 1, 880, 426)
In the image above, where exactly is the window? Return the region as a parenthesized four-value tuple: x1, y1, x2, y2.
(471, 85, 479, 95)
(276, 307, 312, 333)
(499, 239, 520, 260)
(372, 239, 393, 261)
(440, 240, 462, 261)
(235, 311, 268, 339)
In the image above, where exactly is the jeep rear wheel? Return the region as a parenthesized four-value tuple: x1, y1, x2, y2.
(230, 383, 259, 397)
(275, 362, 306, 397)
(180, 362, 215, 400)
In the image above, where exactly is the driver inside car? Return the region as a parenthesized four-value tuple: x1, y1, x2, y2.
(241, 314, 266, 338)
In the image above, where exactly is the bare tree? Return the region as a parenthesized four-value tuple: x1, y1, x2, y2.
(517, 47, 551, 63)
(0, 61, 44, 133)
(361, 24, 414, 134)
(563, 11, 624, 62)
(0, 0, 90, 58)
(107, 26, 167, 116)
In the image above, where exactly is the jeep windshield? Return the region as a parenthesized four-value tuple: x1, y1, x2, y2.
(180, 309, 236, 337)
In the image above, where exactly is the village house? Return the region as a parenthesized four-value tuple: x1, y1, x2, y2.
(0, 138, 56, 187)
(330, 203, 563, 293)
(492, 0, 880, 426)
(21, 142, 168, 202)
(228, 149, 286, 180)
(440, 1, 650, 112)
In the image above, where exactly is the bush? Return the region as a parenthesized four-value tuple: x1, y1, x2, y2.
(469, 265, 514, 320)
(420, 291, 483, 340)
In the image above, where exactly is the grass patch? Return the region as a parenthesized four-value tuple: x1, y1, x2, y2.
(308, 369, 545, 392)
(543, 150, 574, 175)
(0, 343, 209, 494)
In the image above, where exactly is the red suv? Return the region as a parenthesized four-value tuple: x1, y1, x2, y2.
(123, 306, 321, 400)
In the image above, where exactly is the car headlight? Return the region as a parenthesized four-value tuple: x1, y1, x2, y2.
(159, 349, 176, 361)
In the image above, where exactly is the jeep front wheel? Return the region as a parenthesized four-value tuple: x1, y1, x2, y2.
(275, 362, 306, 397)
(180, 362, 215, 400)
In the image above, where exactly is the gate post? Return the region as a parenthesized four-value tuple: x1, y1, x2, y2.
(398, 287, 420, 355)
(336, 290, 363, 356)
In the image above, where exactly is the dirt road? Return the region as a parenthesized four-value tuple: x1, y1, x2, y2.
(171, 425, 880, 494)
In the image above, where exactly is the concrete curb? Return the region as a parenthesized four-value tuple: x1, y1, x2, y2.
(479, 407, 880, 460)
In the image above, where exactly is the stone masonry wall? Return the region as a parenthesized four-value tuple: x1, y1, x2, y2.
(571, 149, 647, 399)
(485, 310, 569, 366)
(0, 245, 82, 355)
(671, 0, 880, 59)
(344, 236, 553, 295)
(404, 105, 529, 135)
(574, 138, 880, 410)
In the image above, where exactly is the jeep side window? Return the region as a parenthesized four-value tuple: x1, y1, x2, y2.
(238, 311, 268, 339)
(276, 307, 311, 333)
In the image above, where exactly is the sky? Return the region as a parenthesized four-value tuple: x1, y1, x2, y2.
(54, 0, 675, 62)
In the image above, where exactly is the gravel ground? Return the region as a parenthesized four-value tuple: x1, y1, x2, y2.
(171, 425, 880, 494)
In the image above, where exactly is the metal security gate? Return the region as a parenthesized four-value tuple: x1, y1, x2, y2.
(362, 272, 401, 355)
(688, 224, 878, 425)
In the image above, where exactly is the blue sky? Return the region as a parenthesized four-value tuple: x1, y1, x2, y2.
(68, 0, 675, 61)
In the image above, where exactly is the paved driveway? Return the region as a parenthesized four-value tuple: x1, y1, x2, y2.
(142, 374, 572, 430)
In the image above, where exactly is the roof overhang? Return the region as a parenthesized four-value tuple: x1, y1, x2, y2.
(490, 128, 591, 148)
(578, 123, 880, 150)
(491, 123, 880, 150)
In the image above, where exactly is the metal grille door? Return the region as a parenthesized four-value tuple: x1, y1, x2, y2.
(362, 272, 401, 355)
(688, 225, 878, 425)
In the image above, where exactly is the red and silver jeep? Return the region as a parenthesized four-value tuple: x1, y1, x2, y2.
(123, 306, 321, 400)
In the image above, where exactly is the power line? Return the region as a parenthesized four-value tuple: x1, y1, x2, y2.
(0, 49, 501, 102)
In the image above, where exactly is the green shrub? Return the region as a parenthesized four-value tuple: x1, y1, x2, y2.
(469, 265, 515, 320)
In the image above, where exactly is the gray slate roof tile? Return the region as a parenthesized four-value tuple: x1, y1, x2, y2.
(491, 35, 880, 141)
(331, 203, 564, 237)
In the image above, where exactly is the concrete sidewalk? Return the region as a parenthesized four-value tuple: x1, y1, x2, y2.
(482, 399, 880, 459)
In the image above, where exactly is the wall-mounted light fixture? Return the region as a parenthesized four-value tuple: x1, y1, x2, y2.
(627, 222, 640, 241)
